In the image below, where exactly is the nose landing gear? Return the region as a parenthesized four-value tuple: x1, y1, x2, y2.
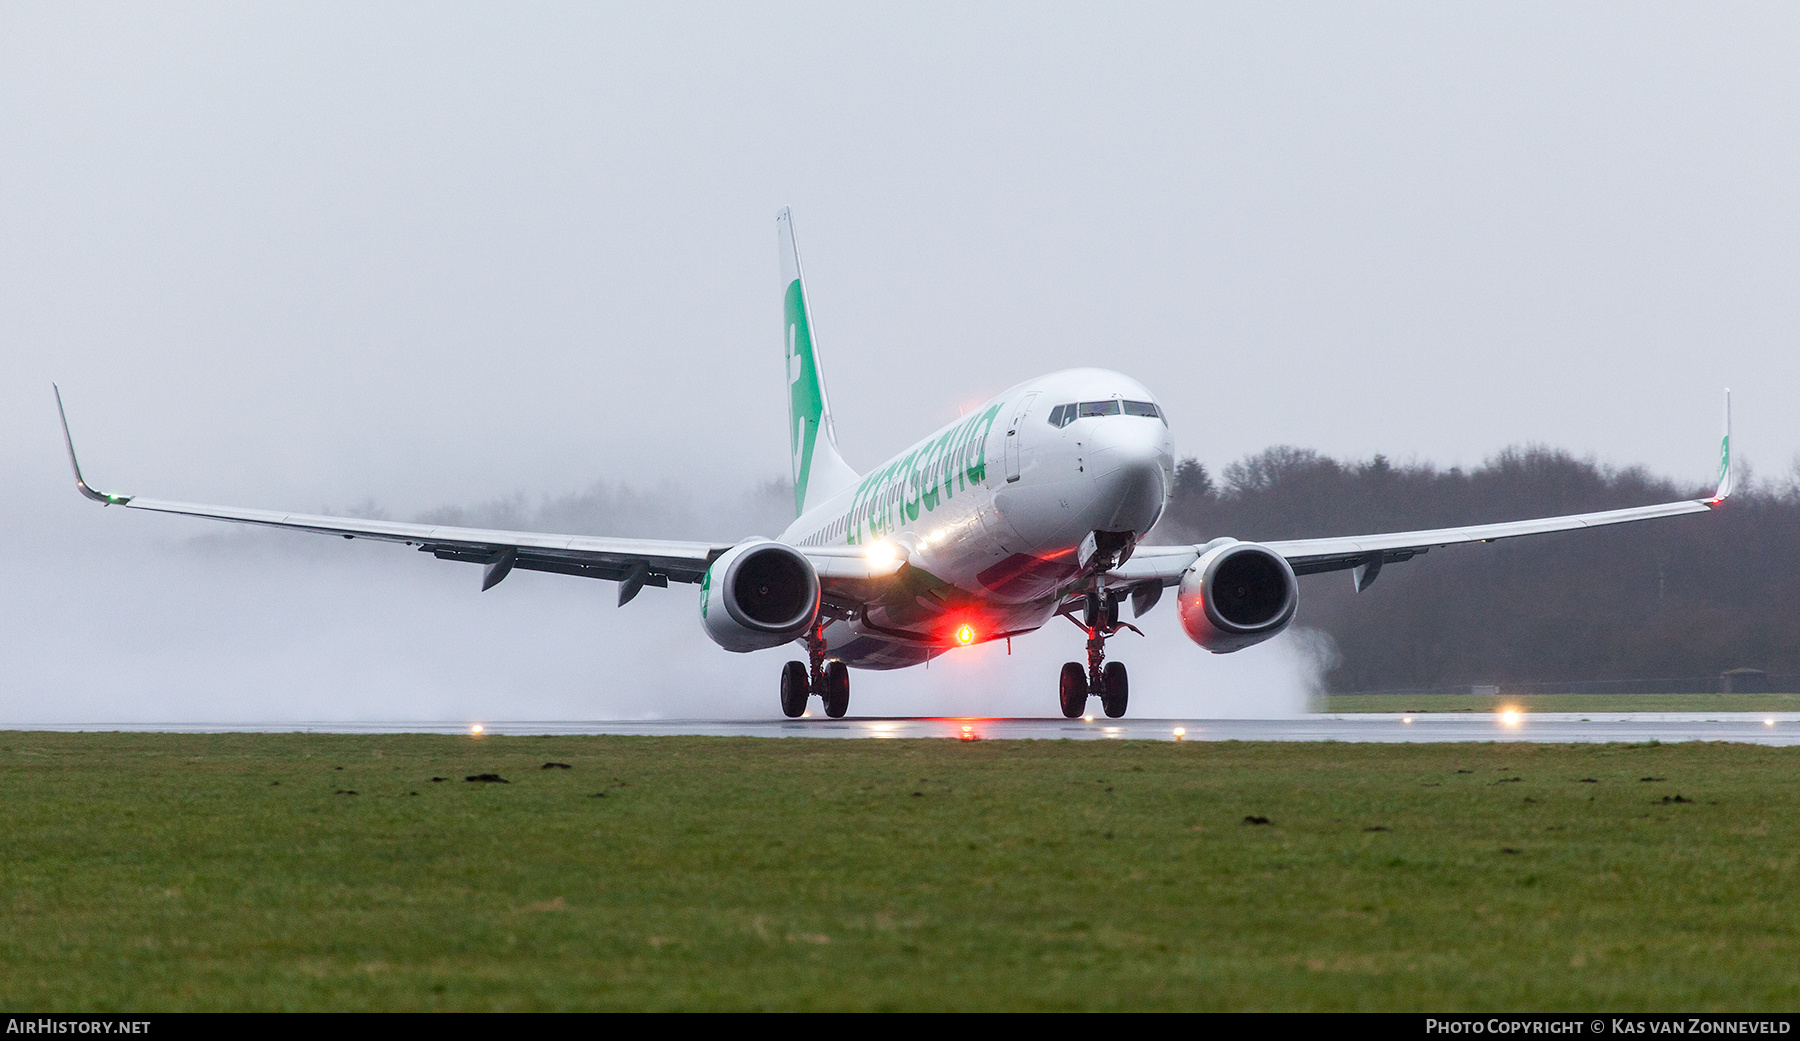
(1058, 589, 1139, 718)
(780, 621, 850, 719)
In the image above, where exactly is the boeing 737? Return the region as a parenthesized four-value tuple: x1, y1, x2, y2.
(56, 209, 1735, 719)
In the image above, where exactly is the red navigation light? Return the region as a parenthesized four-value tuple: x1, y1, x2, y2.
(954, 623, 976, 645)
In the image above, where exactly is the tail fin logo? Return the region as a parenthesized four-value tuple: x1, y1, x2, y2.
(786, 279, 826, 515)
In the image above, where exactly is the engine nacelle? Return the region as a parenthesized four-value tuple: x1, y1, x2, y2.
(1177, 540, 1298, 653)
(699, 540, 821, 653)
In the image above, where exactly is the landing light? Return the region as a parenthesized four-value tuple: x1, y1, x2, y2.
(1402, 717, 1413, 725)
(1172, 727, 1185, 742)
(1766, 719, 1776, 726)
(959, 724, 976, 741)
(1499, 708, 1522, 727)
(955, 624, 975, 646)
(866, 541, 898, 565)
(470, 724, 485, 736)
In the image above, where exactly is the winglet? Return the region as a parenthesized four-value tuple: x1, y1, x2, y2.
(53, 385, 131, 506)
(1708, 388, 1733, 505)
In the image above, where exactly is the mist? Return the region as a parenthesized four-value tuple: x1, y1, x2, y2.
(0, 476, 1326, 724)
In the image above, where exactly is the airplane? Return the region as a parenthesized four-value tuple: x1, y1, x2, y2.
(55, 208, 1735, 720)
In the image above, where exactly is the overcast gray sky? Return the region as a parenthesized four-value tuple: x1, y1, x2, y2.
(2, 4, 1795, 721)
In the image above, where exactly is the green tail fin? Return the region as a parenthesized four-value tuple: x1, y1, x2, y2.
(778, 208, 860, 517)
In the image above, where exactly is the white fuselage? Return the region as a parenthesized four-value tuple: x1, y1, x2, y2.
(778, 368, 1175, 668)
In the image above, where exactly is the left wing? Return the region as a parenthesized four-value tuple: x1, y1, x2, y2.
(1110, 390, 1733, 596)
(56, 386, 899, 604)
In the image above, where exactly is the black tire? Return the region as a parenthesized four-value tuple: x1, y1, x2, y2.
(1059, 662, 1088, 718)
(780, 660, 809, 718)
(823, 661, 850, 718)
(1101, 661, 1129, 718)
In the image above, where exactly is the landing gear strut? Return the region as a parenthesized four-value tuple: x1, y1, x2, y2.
(1059, 589, 1135, 719)
(780, 620, 849, 719)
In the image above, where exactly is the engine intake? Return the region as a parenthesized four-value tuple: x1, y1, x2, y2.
(1177, 540, 1298, 653)
(699, 541, 821, 652)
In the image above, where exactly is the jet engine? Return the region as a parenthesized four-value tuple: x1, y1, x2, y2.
(699, 540, 821, 652)
(1177, 540, 1298, 653)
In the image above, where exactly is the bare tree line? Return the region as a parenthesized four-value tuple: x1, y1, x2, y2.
(1157, 448, 1800, 693)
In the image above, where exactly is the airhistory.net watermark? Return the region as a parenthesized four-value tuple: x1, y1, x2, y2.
(5, 1021, 150, 1035)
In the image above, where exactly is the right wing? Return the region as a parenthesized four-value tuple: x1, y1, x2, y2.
(57, 386, 902, 605)
(59, 386, 733, 604)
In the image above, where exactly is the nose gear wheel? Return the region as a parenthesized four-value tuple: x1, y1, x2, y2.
(1056, 587, 1141, 718)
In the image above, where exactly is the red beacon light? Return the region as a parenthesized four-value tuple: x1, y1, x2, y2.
(954, 623, 976, 646)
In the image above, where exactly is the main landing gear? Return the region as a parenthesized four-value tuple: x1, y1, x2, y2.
(1059, 589, 1134, 719)
(781, 621, 849, 719)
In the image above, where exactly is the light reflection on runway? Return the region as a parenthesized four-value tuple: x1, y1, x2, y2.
(16, 713, 1800, 745)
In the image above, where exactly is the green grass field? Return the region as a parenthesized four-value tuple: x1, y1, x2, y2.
(3, 732, 1797, 1011)
(1322, 692, 1800, 714)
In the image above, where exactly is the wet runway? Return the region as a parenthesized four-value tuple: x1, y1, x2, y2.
(20, 712, 1800, 745)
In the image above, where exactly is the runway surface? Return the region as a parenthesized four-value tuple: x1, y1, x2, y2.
(16, 712, 1800, 744)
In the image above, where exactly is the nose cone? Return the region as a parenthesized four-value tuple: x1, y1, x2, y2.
(989, 386, 1177, 555)
(1086, 416, 1174, 534)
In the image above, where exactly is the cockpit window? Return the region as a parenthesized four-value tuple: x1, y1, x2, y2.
(1123, 400, 1166, 424)
(1050, 399, 1162, 427)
